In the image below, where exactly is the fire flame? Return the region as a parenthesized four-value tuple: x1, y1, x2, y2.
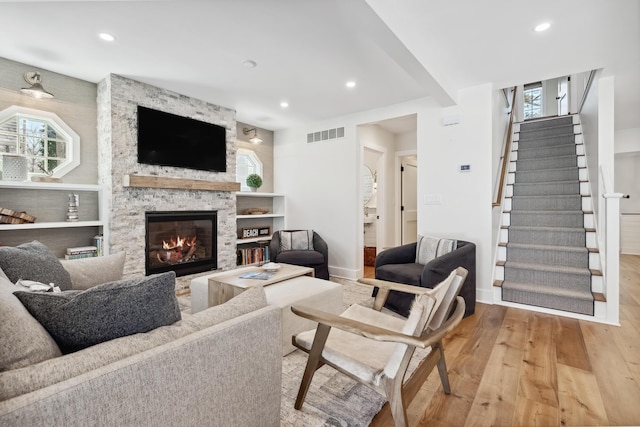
(162, 235, 197, 250)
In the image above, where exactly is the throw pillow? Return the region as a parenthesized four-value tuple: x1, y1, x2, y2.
(279, 230, 314, 251)
(415, 235, 457, 265)
(0, 273, 62, 371)
(0, 240, 72, 291)
(14, 271, 181, 353)
(60, 252, 126, 290)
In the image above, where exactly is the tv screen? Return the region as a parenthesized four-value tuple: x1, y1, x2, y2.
(137, 106, 227, 172)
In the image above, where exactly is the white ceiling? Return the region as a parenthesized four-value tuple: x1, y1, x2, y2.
(0, 0, 638, 132)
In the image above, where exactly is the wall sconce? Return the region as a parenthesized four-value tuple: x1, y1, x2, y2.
(21, 72, 54, 99)
(242, 127, 263, 144)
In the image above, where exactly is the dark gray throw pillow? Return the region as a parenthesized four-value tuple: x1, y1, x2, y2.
(0, 241, 72, 291)
(14, 271, 181, 353)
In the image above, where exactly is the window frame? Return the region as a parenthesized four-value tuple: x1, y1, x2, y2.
(236, 148, 263, 192)
(0, 105, 80, 178)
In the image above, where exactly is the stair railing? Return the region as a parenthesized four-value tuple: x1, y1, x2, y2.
(601, 164, 622, 325)
(492, 87, 517, 207)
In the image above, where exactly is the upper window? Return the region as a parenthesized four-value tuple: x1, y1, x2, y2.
(236, 148, 263, 191)
(523, 82, 543, 120)
(0, 106, 80, 178)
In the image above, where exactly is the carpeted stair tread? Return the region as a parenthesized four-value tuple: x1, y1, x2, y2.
(518, 132, 575, 142)
(516, 144, 577, 160)
(512, 180, 580, 196)
(511, 194, 582, 211)
(508, 225, 584, 232)
(515, 155, 577, 171)
(515, 167, 579, 183)
(509, 209, 583, 216)
(516, 134, 577, 149)
(507, 242, 588, 253)
(502, 281, 594, 301)
(519, 116, 574, 130)
(504, 261, 590, 276)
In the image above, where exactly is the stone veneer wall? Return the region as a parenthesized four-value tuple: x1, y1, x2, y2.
(96, 74, 237, 291)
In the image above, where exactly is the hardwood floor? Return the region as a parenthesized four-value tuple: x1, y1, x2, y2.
(370, 254, 640, 426)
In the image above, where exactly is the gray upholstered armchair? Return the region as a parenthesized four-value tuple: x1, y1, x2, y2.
(374, 239, 476, 317)
(269, 230, 330, 280)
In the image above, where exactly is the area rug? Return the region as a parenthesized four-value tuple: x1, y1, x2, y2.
(280, 277, 386, 427)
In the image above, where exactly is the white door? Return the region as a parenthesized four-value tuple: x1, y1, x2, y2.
(557, 76, 569, 116)
(401, 163, 417, 244)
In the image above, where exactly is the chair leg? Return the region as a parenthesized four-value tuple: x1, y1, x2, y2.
(294, 324, 331, 410)
(382, 377, 408, 427)
(434, 341, 451, 394)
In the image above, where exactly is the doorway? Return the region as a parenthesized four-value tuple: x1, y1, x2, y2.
(400, 156, 418, 244)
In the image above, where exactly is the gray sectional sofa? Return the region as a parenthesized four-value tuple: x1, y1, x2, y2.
(0, 242, 282, 427)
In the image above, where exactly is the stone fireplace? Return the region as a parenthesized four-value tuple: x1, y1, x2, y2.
(97, 74, 238, 291)
(145, 211, 217, 277)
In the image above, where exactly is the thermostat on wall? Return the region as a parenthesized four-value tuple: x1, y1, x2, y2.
(460, 164, 471, 172)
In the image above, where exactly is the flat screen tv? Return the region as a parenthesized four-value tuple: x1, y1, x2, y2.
(137, 106, 227, 172)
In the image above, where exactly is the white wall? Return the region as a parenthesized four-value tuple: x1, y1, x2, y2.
(418, 84, 494, 303)
(615, 152, 640, 213)
(274, 98, 438, 279)
(615, 127, 640, 154)
(0, 57, 98, 184)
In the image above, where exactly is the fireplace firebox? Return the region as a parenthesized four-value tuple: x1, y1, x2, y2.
(145, 211, 217, 277)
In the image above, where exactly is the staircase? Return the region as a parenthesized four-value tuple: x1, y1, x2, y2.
(495, 115, 603, 316)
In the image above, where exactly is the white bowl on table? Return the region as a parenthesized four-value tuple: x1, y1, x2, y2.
(262, 262, 281, 272)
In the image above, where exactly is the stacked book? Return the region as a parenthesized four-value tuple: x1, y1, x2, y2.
(93, 235, 104, 257)
(236, 245, 269, 266)
(65, 246, 98, 260)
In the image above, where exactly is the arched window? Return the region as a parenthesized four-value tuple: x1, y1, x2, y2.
(0, 106, 80, 178)
(236, 148, 263, 191)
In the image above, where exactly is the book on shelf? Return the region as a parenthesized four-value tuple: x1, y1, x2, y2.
(93, 235, 104, 256)
(64, 252, 97, 260)
(66, 245, 98, 255)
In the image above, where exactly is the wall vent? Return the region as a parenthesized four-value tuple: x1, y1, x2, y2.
(307, 127, 345, 143)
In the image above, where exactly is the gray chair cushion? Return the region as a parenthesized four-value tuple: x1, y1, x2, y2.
(0, 271, 62, 371)
(0, 240, 72, 291)
(276, 250, 325, 266)
(375, 263, 423, 287)
(14, 271, 181, 353)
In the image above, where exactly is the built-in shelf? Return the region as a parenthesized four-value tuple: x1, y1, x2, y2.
(235, 192, 286, 266)
(0, 180, 108, 257)
(0, 220, 103, 231)
(123, 174, 240, 192)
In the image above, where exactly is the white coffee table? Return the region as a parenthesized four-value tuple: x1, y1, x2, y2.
(205, 263, 314, 307)
(190, 267, 343, 355)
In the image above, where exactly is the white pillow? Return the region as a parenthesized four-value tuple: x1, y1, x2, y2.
(60, 252, 126, 290)
(279, 230, 314, 251)
(415, 235, 457, 265)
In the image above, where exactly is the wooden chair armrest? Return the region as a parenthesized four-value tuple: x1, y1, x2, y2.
(291, 298, 456, 349)
(358, 277, 433, 295)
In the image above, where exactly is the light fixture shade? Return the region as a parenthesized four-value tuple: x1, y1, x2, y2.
(21, 72, 54, 99)
(243, 127, 263, 144)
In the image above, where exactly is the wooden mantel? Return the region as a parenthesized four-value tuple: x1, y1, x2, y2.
(122, 174, 241, 192)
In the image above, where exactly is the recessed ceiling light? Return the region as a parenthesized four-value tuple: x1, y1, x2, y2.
(242, 59, 257, 69)
(346, 81, 356, 88)
(534, 22, 551, 32)
(99, 33, 116, 42)
(280, 101, 289, 108)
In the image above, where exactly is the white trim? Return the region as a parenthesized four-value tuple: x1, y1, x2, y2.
(0, 105, 80, 178)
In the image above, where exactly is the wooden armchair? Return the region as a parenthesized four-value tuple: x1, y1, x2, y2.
(291, 267, 468, 427)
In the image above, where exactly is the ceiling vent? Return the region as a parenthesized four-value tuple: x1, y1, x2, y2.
(307, 127, 345, 143)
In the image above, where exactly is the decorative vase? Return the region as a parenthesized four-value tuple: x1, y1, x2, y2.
(249, 187, 257, 192)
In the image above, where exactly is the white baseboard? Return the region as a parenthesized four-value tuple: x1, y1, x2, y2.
(328, 266, 359, 280)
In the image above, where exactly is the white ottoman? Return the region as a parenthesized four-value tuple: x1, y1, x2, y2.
(190, 273, 342, 355)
